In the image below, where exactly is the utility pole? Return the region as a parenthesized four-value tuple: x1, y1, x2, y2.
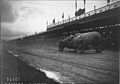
(94, 5, 96, 14)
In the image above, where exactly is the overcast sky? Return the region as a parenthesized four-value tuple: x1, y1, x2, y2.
(1, 0, 119, 40)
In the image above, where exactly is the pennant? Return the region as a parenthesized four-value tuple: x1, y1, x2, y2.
(53, 18, 55, 24)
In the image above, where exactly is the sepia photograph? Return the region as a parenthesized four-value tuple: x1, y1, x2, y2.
(1, 0, 120, 84)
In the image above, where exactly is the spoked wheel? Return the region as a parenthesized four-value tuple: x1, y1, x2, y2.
(96, 48, 103, 53)
(95, 43, 105, 53)
(59, 46, 64, 52)
(75, 41, 85, 54)
(96, 38, 107, 53)
(59, 43, 64, 52)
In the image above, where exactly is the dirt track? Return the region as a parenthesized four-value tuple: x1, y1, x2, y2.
(3, 43, 119, 84)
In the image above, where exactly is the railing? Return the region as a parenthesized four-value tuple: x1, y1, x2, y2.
(47, 1, 120, 29)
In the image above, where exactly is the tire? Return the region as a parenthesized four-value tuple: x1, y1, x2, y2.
(59, 43, 64, 52)
(95, 43, 104, 53)
(95, 41, 105, 53)
(75, 40, 84, 54)
(96, 49, 103, 53)
(75, 48, 83, 54)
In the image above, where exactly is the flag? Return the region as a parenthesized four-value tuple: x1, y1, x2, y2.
(62, 13, 64, 19)
(107, 0, 110, 3)
(53, 18, 55, 24)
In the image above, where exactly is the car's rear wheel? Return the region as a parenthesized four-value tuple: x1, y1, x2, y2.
(95, 41, 105, 53)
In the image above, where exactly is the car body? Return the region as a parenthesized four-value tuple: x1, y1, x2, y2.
(59, 31, 105, 53)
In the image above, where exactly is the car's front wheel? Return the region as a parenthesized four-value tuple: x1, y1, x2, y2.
(75, 40, 85, 54)
(96, 48, 103, 53)
(59, 42, 64, 52)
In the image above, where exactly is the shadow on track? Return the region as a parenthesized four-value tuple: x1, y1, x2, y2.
(2, 50, 60, 84)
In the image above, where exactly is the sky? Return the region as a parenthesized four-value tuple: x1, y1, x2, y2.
(1, 0, 119, 40)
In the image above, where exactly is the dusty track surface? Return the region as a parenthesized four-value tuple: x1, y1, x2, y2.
(3, 43, 119, 84)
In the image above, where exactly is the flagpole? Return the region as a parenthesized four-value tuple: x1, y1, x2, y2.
(75, 0, 77, 12)
(84, 0, 85, 9)
(84, 3, 85, 9)
(107, 0, 110, 6)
